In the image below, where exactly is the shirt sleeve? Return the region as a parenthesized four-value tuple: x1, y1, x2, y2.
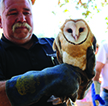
(96, 43, 106, 64)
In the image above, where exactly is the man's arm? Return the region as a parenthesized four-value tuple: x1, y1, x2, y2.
(5, 64, 81, 106)
(0, 81, 11, 106)
(91, 61, 105, 106)
(93, 61, 104, 95)
(94, 61, 104, 81)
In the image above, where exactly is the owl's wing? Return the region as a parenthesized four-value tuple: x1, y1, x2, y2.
(53, 33, 63, 63)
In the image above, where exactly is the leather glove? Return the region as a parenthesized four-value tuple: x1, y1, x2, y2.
(6, 63, 81, 106)
(91, 81, 105, 106)
(77, 46, 96, 99)
(47, 46, 96, 105)
(86, 46, 96, 79)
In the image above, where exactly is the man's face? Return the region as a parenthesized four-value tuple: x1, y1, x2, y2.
(1, 0, 33, 44)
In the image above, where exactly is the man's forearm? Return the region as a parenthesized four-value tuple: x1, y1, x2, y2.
(0, 81, 11, 106)
(93, 70, 100, 82)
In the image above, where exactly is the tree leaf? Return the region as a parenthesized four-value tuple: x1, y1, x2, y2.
(58, 0, 60, 5)
(65, 0, 69, 3)
(52, 11, 56, 15)
(105, 17, 108, 20)
(31, 0, 36, 5)
(64, 9, 69, 12)
(60, 4, 65, 7)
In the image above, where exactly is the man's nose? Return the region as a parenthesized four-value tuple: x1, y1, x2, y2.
(17, 13, 26, 22)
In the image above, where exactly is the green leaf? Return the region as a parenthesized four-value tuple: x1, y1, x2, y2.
(82, 10, 91, 18)
(82, 13, 86, 15)
(105, 0, 107, 2)
(101, 3, 105, 7)
(97, 9, 100, 13)
(95, 5, 97, 9)
(52, 11, 56, 15)
(106, 22, 108, 25)
(64, 9, 69, 12)
(60, 4, 65, 7)
(65, 0, 69, 3)
(105, 17, 108, 20)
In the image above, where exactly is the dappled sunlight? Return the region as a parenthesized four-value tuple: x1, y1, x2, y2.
(32, 0, 108, 45)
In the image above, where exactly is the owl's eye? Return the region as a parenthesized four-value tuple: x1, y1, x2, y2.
(79, 28, 84, 33)
(67, 28, 72, 33)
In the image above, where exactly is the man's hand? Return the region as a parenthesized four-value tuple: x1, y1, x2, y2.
(0, 81, 11, 106)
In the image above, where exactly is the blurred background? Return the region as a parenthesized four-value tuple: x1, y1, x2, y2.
(31, 0, 108, 46)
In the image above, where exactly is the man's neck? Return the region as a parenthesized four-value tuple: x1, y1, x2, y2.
(18, 38, 34, 49)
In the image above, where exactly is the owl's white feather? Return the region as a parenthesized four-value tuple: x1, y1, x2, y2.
(63, 20, 88, 44)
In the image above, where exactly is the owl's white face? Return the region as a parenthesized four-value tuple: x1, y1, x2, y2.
(63, 20, 88, 44)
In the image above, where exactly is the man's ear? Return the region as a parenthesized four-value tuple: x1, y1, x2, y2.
(0, 16, 2, 28)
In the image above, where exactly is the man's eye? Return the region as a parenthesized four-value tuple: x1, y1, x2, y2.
(23, 12, 29, 15)
(9, 12, 18, 15)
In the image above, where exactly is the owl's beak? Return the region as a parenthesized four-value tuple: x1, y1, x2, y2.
(73, 34, 79, 41)
(74, 35, 78, 41)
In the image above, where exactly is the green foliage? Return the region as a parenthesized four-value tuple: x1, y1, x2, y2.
(64, 9, 69, 12)
(82, 11, 91, 18)
(51, 0, 108, 36)
(105, 17, 108, 20)
(65, 0, 69, 3)
(56, 0, 108, 18)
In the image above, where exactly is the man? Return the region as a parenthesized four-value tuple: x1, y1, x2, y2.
(92, 41, 108, 106)
(0, 0, 78, 105)
(0, 0, 95, 106)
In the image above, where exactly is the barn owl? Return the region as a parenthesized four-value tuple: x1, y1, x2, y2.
(53, 19, 96, 106)
(53, 19, 94, 71)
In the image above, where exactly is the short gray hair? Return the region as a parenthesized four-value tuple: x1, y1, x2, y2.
(0, 0, 32, 15)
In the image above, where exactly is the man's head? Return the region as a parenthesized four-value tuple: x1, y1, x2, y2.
(0, 0, 34, 44)
(0, 0, 33, 15)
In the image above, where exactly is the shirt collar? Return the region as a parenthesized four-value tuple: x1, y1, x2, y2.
(0, 34, 47, 49)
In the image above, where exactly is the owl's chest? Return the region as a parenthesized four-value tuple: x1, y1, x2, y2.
(60, 38, 91, 70)
(58, 32, 93, 70)
(62, 47, 87, 70)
